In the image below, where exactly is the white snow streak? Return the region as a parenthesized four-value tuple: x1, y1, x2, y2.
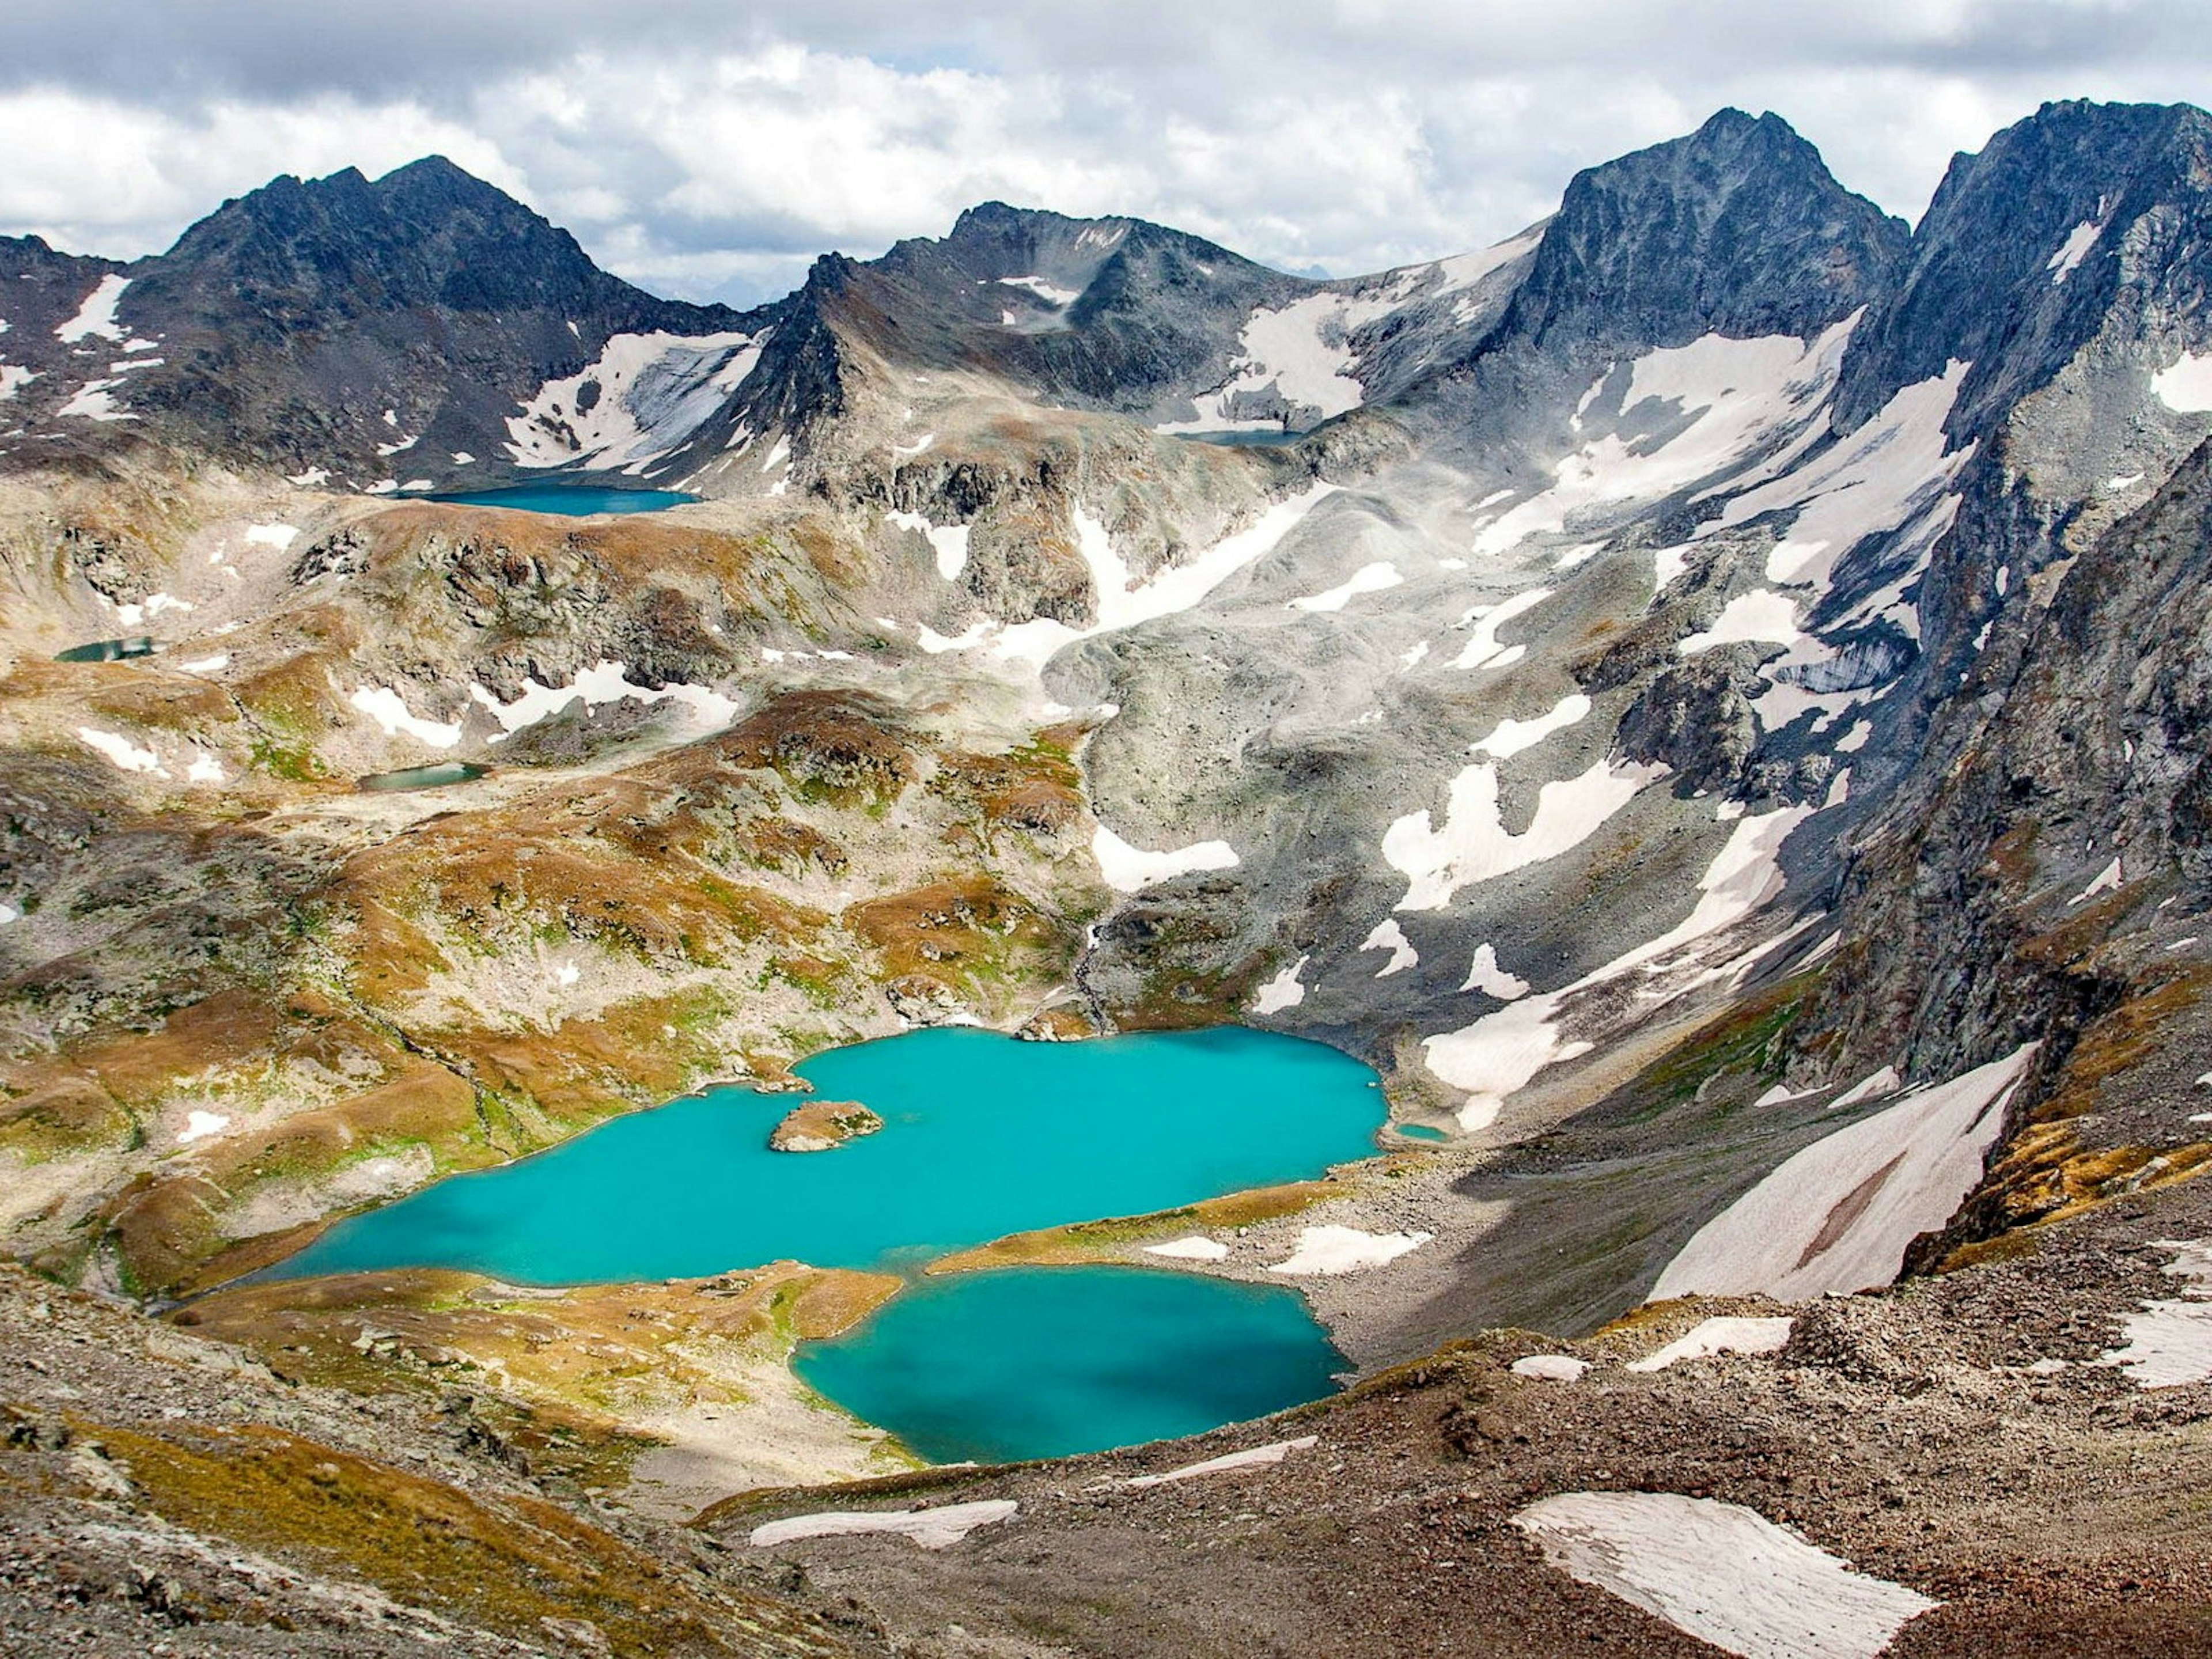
(1384, 757, 1668, 912)
(1469, 692, 1590, 758)
(1266, 1226, 1433, 1276)
(749, 1501, 1017, 1551)
(1652, 1046, 2036, 1301)
(1679, 589, 1808, 657)
(469, 660, 739, 740)
(1090, 824, 1239, 893)
(506, 330, 763, 470)
(2047, 219, 2101, 282)
(1709, 360, 1974, 592)
(1361, 918, 1419, 978)
(177, 1111, 231, 1145)
(1830, 1066, 1901, 1109)
(1287, 560, 1402, 613)
(1426, 804, 1815, 1129)
(350, 687, 461, 749)
(1128, 1437, 1316, 1487)
(55, 275, 130, 342)
(1511, 1354, 1590, 1381)
(77, 727, 162, 774)
(885, 510, 969, 580)
(1627, 1316, 1794, 1372)
(2152, 350, 2212, 414)
(1515, 1491, 1937, 1659)
(1453, 587, 1551, 671)
(1249, 956, 1310, 1014)
(1475, 320, 1855, 560)
(1460, 943, 1531, 1000)
(2101, 1240, 2212, 1389)
(1143, 1236, 1229, 1262)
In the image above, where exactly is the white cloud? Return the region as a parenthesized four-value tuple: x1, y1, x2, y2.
(1, 8, 2207, 305)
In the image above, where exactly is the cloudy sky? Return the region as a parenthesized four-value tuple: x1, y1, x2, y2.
(3, 2, 2207, 304)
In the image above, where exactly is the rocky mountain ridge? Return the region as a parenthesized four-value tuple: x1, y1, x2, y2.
(5, 95, 2212, 1657)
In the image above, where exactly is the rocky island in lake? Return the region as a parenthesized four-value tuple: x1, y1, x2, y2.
(767, 1099, 884, 1153)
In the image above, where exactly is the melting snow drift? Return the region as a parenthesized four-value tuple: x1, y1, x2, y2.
(1652, 1047, 2036, 1301)
(1516, 1490, 1937, 1659)
(749, 1500, 1017, 1551)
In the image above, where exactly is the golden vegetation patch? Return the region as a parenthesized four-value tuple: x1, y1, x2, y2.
(93, 1419, 849, 1657)
(926, 1181, 1337, 1274)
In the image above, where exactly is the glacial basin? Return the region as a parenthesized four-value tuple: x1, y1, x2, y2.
(269, 1026, 1381, 1457)
(427, 484, 699, 516)
(273, 1026, 1383, 1285)
(794, 1266, 1346, 1463)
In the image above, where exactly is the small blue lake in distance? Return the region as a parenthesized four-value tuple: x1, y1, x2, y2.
(428, 484, 699, 516)
(272, 1026, 1382, 1286)
(794, 1267, 1346, 1463)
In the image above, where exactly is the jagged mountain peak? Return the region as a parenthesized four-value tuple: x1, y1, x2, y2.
(1502, 105, 1908, 351)
(1831, 95, 2212, 433)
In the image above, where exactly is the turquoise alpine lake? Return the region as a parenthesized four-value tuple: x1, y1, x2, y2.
(272, 1025, 1384, 1286)
(794, 1267, 1346, 1463)
(428, 484, 699, 516)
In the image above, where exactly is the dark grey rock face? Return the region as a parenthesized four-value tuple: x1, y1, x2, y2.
(1499, 108, 1910, 353)
(115, 157, 763, 474)
(1834, 100, 2212, 435)
(0, 234, 125, 335)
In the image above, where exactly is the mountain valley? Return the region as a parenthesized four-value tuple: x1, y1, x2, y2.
(5, 97, 2212, 1657)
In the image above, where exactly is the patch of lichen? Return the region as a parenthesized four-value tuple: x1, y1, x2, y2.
(434, 987, 744, 1122)
(846, 874, 1065, 996)
(1938, 1126, 2212, 1263)
(927, 739, 1085, 851)
(2028, 972, 2207, 1124)
(714, 692, 918, 809)
(100, 1061, 479, 1294)
(0, 1077, 137, 1161)
(92, 1421, 845, 1657)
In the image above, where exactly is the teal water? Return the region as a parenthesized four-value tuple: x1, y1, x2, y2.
(272, 1026, 1381, 1286)
(795, 1267, 1344, 1463)
(1180, 429, 1310, 448)
(56, 637, 156, 662)
(355, 762, 488, 792)
(429, 485, 698, 516)
(1396, 1123, 1448, 1143)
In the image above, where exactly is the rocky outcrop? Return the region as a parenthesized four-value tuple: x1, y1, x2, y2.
(767, 1100, 883, 1153)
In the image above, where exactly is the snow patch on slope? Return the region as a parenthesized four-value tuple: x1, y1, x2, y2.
(1426, 804, 1817, 1129)
(1287, 560, 1402, 612)
(350, 687, 461, 749)
(2153, 350, 2212, 415)
(1475, 319, 1855, 559)
(468, 661, 739, 739)
(1267, 1226, 1433, 1276)
(1651, 1046, 2036, 1301)
(1361, 919, 1418, 978)
(1092, 825, 1239, 893)
(507, 330, 764, 470)
(1249, 956, 1310, 1014)
(56, 275, 130, 343)
(2100, 1240, 2212, 1389)
(749, 1501, 1016, 1551)
(1515, 1491, 1937, 1659)
(1384, 758, 1668, 912)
